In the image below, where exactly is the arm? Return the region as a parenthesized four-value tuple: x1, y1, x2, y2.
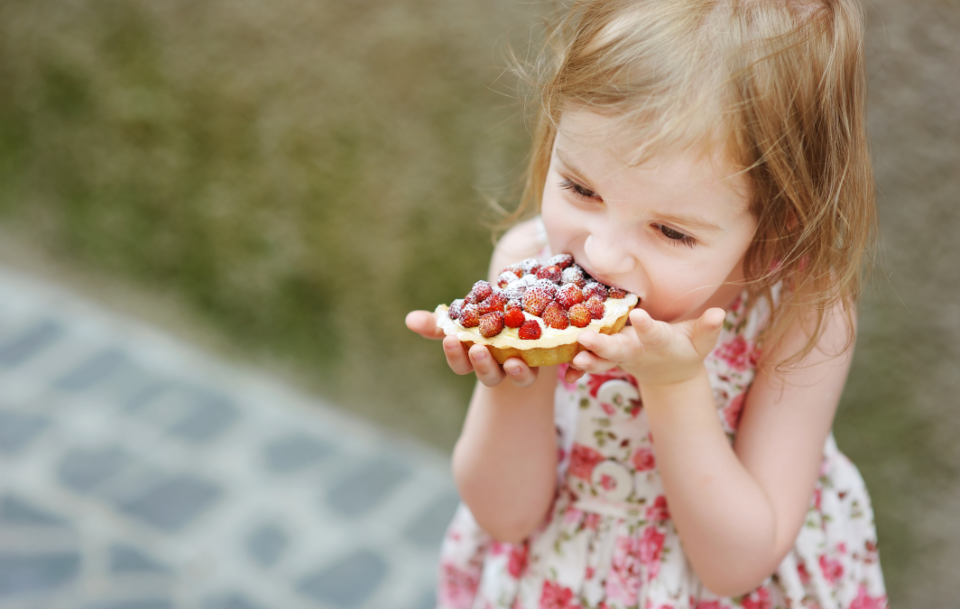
(406, 219, 561, 542)
(575, 305, 853, 596)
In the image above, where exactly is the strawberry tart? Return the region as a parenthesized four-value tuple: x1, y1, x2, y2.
(435, 254, 639, 367)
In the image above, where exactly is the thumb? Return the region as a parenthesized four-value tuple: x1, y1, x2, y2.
(690, 308, 725, 356)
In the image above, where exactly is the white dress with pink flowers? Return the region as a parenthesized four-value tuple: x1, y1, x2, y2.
(435, 289, 888, 609)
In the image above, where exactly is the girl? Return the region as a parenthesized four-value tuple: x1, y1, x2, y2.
(406, 1, 887, 607)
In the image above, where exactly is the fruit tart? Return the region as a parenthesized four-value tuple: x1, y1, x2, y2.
(435, 254, 639, 367)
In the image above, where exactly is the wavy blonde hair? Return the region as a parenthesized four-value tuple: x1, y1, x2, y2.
(509, 0, 876, 365)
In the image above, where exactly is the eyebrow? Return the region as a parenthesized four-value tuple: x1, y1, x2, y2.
(555, 147, 724, 234)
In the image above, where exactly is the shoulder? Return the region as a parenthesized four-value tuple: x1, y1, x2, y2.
(488, 218, 548, 282)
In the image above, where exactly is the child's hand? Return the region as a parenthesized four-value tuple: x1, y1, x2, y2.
(405, 310, 539, 388)
(570, 307, 726, 387)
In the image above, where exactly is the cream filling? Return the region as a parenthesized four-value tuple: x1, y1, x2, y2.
(435, 293, 638, 350)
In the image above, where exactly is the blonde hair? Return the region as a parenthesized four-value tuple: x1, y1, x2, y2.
(510, 0, 876, 365)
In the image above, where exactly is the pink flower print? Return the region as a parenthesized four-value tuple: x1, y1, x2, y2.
(606, 535, 643, 605)
(586, 566, 595, 580)
(438, 561, 480, 608)
(819, 555, 844, 584)
(723, 392, 745, 431)
(837, 542, 847, 554)
(797, 562, 811, 585)
(638, 526, 666, 581)
(507, 543, 529, 578)
(586, 369, 637, 397)
(539, 580, 579, 609)
(600, 401, 616, 416)
(569, 443, 606, 480)
(583, 512, 601, 531)
(694, 602, 723, 609)
(632, 447, 657, 472)
(599, 473, 617, 491)
(716, 335, 755, 372)
(740, 586, 772, 609)
(563, 506, 584, 525)
(646, 495, 670, 522)
(849, 584, 888, 609)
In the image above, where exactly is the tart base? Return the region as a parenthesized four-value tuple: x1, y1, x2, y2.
(435, 294, 637, 367)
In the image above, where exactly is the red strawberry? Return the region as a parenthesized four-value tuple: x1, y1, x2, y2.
(547, 253, 574, 269)
(536, 265, 562, 283)
(522, 284, 554, 316)
(542, 301, 569, 330)
(501, 283, 526, 302)
(449, 299, 465, 320)
(479, 311, 505, 338)
(466, 280, 493, 304)
(497, 271, 519, 289)
(585, 296, 605, 320)
(520, 258, 541, 275)
(556, 284, 585, 309)
(503, 264, 524, 279)
(568, 303, 592, 328)
(561, 266, 586, 288)
(459, 304, 480, 327)
(583, 282, 608, 301)
(608, 286, 628, 299)
(478, 290, 507, 315)
(504, 302, 525, 328)
(518, 319, 542, 340)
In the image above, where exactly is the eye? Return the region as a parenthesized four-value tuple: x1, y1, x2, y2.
(654, 223, 697, 248)
(559, 179, 600, 201)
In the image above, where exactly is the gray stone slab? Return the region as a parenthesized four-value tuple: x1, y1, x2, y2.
(245, 523, 287, 568)
(57, 447, 131, 494)
(0, 552, 81, 597)
(0, 495, 68, 528)
(52, 348, 129, 392)
(297, 550, 387, 609)
(262, 433, 332, 473)
(82, 601, 173, 609)
(0, 319, 63, 369)
(109, 544, 170, 574)
(203, 593, 267, 609)
(166, 388, 240, 444)
(0, 411, 48, 455)
(118, 475, 222, 532)
(403, 492, 459, 549)
(325, 458, 411, 517)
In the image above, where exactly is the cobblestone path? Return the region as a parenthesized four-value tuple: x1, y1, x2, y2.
(0, 267, 457, 609)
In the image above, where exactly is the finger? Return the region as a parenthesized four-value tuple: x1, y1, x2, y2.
(690, 307, 726, 356)
(502, 357, 539, 388)
(571, 349, 619, 374)
(468, 345, 506, 387)
(443, 336, 475, 375)
(405, 311, 446, 340)
(564, 365, 586, 384)
(628, 308, 669, 349)
(578, 328, 636, 362)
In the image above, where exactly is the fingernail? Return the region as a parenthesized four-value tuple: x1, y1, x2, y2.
(473, 350, 487, 361)
(507, 365, 520, 376)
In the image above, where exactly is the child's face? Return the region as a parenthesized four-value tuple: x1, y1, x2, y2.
(541, 110, 757, 323)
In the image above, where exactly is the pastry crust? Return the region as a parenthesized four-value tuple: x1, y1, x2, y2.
(435, 293, 638, 367)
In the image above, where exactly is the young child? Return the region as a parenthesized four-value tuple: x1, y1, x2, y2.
(406, 0, 887, 607)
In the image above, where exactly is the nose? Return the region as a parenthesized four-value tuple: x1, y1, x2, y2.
(583, 233, 636, 277)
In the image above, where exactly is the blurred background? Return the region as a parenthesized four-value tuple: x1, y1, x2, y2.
(0, 0, 957, 606)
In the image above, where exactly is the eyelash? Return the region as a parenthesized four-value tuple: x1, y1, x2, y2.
(560, 179, 698, 248)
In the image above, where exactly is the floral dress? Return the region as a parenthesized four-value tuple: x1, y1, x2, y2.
(436, 290, 888, 609)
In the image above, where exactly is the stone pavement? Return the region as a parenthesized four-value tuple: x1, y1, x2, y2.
(0, 267, 458, 609)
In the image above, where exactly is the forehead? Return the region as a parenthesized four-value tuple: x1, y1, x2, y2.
(553, 110, 751, 212)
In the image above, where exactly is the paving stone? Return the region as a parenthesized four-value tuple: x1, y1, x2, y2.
(0, 495, 68, 528)
(245, 523, 288, 568)
(0, 319, 63, 369)
(262, 433, 332, 473)
(0, 411, 49, 455)
(57, 447, 131, 494)
(297, 549, 387, 609)
(403, 492, 459, 549)
(165, 387, 240, 444)
(82, 600, 173, 609)
(109, 544, 170, 574)
(0, 552, 81, 596)
(325, 458, 411, 517)
(202, 593, 267, 609)
(118, 475, 222, 532)
(52, 348, 129, 392)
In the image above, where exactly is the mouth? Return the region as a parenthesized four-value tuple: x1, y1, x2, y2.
(575, 262, 633, 296)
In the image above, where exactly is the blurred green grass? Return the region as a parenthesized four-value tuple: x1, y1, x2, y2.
(0, 0, 958, 604)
